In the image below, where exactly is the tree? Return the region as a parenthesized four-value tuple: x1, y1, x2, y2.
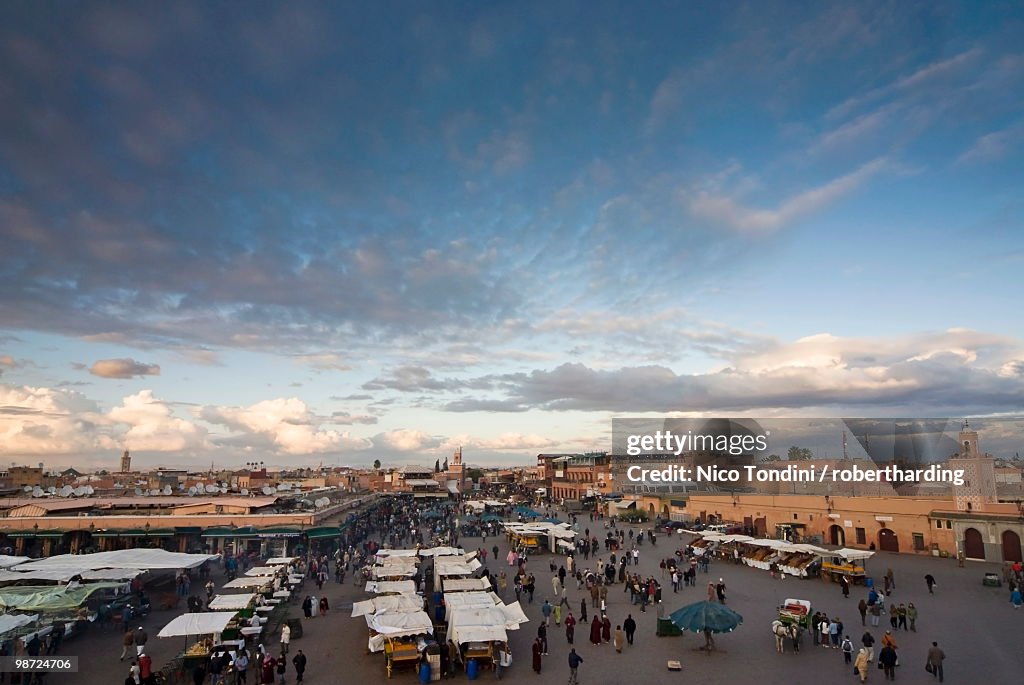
(760, 454, 781, 462)
(466, 468, 484, 483)
(434, 459, 441, 473)
(787, 446, 813, 461)
(373, 459, 381, 471)
(442, 458, 448, 471)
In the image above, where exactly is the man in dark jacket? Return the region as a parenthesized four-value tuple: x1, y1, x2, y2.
(567, 649, 583, 685)
(623, 614, 637, 645)
(291, 650, 306, 683)
(878, 644, 897, 680)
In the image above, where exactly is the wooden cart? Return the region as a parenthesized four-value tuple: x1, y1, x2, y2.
(384, 638, 420, 679)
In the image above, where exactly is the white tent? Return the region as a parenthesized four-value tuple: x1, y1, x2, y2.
(158, 612, 238, 638)
(246, 567, 281, 576)
(223, 577, 271, 589)
(264, 558, 298, 566)
(433, 558, 481, 577)
(440, 591, 501, 609)
(833, 548, 875, 561)
(208, 594, 257, 610)
(0, 613, 38, 636)
(446, 604, 528, 645)
(15, 549, 218, 572)
(442, 577, 492, 593)
(365, 610, 433, 652)
(0, 556, 31, 569)
(351, 594, 424, 618)
(365, 580, 417, 595)
(0, 568, 142, 583)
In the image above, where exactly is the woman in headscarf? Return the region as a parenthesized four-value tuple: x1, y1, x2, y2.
(319, 596, 329, 616)
(531, 637, 543, 674)
(601, 615, 611, 643)
(589, 615, 602, 645)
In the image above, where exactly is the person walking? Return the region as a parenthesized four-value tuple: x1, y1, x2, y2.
(926, 641, 945, 682)
(842, 635, 853, 664)
(538, 623, 548, 656)
(318, 596, 329, 617)
(279, 624, 290, 656)
(623, 614, 636, 646)
(1011, 586, 1023, 609)
(588, 616, 601, 645)
(233, 650, 250, 685)
(275, 653, 286, 685)
(121, 628, 135, 661)
(924, 574, 936, 594)
(567, 649, 583, 685)
(134, 627, 148, 657)
(301, 596, 312, 619)
(291, 651, 306, 684)
(531, 637, 543, 674)
(854, 647, 870, 683)
(878, 643, 897, 681)
(906, 603, 918, 632)
(613, 625, 624, 653)
(858, 599, 868, 626)
(565, 612, 576, 644)
(861, 631, 875, 663)
(601, 614, 611, 643)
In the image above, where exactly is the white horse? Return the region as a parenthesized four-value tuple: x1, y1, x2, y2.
(771, 620, 795, 653)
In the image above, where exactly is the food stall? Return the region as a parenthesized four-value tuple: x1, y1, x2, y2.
(364, 610, 434, 677)
(821, 548, 874, 583)
(158, 611, 240, 670)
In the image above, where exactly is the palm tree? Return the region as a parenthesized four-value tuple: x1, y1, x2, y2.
(373, 459, 381, 471)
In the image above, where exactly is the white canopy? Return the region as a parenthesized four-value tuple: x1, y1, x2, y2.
(351, 594, 424, 617)
(208, 594, 256, 610)
(434, 558, 481, 577)
(376, 547, 465, 558)
(246, 567, 282, 576)
(264, 558, 298, 565)
(365, 610, 433, 652)
(0, 556, 31, 569)
(365, 580, 417, 595)
(223, 577, 271, 589)
(158, 612, 238, 638)
(442, 577, 492, 593)
(446, 603, 528, 645)
(440, 591, 501, 609)
(833, 548, 875, 561)
(0, 613, 38, 636)
(15, 549, 218, 572)
(0, 568, 142, 583)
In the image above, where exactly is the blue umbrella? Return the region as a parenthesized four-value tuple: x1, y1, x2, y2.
(668, 601, 743, 634)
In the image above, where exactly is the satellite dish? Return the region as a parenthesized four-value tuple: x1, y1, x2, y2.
(72, 486, 85, 497)
(261, 486, 273, 496)
(47, 486, 56, 494)
(60, 485, 73, 497)
(162, 486, 172, 496)
(134, 487, 142, 496)
(240, 488, 249, 496)
(219, 487, 228, 494)
(188, 486, 198, 496)
(23, 485, 32, 493)
(32, 487, 43, 498)
(205, 484, 218, 494)
(150, 489, 160, 496)
(85, 485, 94, 495)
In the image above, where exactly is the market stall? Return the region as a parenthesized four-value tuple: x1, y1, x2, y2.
(158, 611, 242, 669)
(351, 594, 424, 617)
(365, 580, 418, 595)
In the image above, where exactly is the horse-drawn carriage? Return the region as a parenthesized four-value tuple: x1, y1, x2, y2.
(771, 598, 811, 653)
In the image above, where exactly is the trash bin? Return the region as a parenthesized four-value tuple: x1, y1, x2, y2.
(656, 618, 681, 637)
(286, 618, 303, 639)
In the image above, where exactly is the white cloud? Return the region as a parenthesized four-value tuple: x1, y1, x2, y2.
(956, 122, 1024, 165)
(442, 433, 561, 452)
(0, 384, 111, 455)
(107, 390, 206, 451)
(89, 358, 161, 379)
(201, 397, 371, 454)
(373, 429, 441, 452)
(686, 158, 887, 233)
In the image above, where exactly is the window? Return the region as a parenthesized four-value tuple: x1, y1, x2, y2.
(946, 520, 952, 529)
(912, 533, 925, 551)
(793, 513, 798, 520)
(855, 527, 866, 545)
(936, 520, 943, 529)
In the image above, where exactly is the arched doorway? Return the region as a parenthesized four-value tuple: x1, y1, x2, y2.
(829, 525, 845, 546)
(964, 527, 985, 560)
(1002, 530, 1022, 562)
(648, 503, 655, 514)
(662, 505, 670, 517)
(878, 528, 899, 553)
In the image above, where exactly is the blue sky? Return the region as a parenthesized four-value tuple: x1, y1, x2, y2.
(1, 1, 1022, 468)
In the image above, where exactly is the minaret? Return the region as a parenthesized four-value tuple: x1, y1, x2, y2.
(449, 447, 464, 495)
(950, 420, 997, 511)
(120, 450, 131, 473)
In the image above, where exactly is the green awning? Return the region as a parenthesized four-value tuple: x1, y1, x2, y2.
(176, 526, 203, 534)
(305, 527, 341, 539)
(203, 526, 258, 537)
(257, 527, 300, 538)
(90, 529, 175, 538)
(6, 531, 66, 538)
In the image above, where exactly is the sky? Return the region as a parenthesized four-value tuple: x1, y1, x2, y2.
(1, 1, 1023, 470)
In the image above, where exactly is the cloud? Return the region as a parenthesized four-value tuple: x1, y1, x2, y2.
(442, 432, 561, 451)
(362, 366, 492, 393)
(107, 390, 206, 451)
(0, 384, 111, 455)
(448, 329, 1024, 414)
(330, 411, 379, 425)
(200, 397, 371, 454)
(373, 428, 442, 452)
(956, 122, 1024, 165)
(291, 353, 351, 372)
(89, 358, 161, 379)
(686, 158, 887, 233)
